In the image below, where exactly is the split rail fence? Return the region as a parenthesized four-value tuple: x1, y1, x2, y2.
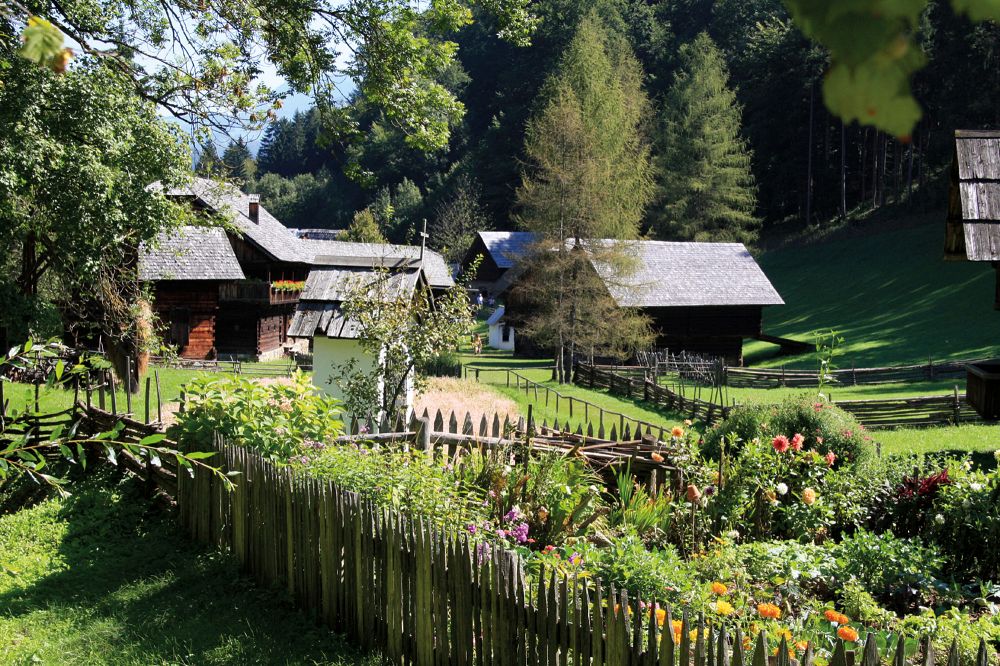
(724, 360, 975, 389)
(575, 363, 985, 430)
(463, 366, 672, 441)
(178, 436, 982, 666)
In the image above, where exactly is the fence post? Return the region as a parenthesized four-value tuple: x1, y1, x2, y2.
(155, 370, 163, 424)
(144, 376, 151, 424)
(125, 356, 133, 415)
(417, 416, 432, 453)
(953, 385, 961, 425)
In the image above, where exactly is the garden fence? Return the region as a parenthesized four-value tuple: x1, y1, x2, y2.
(178, 436, 985, 666)
(724, 359, 974, 389)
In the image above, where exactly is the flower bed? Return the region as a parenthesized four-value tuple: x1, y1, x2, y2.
(174, 380, 1000, 664)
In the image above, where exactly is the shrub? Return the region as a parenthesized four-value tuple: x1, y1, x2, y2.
(169, 372, 344, 460)
(418, 350, 463, 378)
(703, 398, 872, 467)
(581, 533, 694, 602)
(831, 530, 944, 607)
(929, 461, 1000, 580)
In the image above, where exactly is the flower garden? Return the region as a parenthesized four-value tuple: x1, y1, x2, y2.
(172, 373, 1000, 665)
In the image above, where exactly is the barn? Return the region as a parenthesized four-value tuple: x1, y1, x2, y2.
(497, 238, 784, 364)
(588, 240, 784, 364)
(461, 231, 536, 296)
(141, 178, 453, 360)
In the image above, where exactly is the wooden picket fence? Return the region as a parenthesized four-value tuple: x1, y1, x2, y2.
(178, 436, 988, 666)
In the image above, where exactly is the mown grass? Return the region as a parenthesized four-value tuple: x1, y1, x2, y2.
(0, 472, 376, 665)
(746, 212, 1000, 369)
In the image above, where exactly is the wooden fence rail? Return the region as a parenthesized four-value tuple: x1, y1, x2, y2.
(463, 365, 672, 442)
(576, 363, 986, 430)
(724, 360, 975, 388)
(178, 436, 983, 666)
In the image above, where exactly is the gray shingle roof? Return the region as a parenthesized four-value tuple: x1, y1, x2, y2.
(147, 177, 456, 287)
(139, 226, 245, 281)
(953, 130, 1000, 261)
(477, 231, 537, 268)
(289, 267, 421, 339)
(586, 240, 784, 308)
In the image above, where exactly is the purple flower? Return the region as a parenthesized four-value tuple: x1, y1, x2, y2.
(496, 528, 507, 538)
(502, 507, 521, 523)
(466, 523, 477, 535)
(568, 552, 582, 566)
(510, 522, 530, 544)
(303, 439, 325, 451)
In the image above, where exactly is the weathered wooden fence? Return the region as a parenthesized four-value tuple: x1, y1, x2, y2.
(724, 359, 975, 389)
(576, 363, 986, 430)
(575, 363, 732, 427)
(463, 365, 672, 441)
(151, 356, 313, 377)
(179, 437, 984, 666)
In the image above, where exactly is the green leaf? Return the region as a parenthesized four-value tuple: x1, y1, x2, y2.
(139, 433, 166, 447)
(184, 451, 218, 460)
(54, 359, 64, 381)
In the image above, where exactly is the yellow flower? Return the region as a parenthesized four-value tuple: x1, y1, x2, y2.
(711, 582, 728, 595)
(776, 627, 793, 642)
(714, 600, 735, 616)
(655, 608, 667, 627)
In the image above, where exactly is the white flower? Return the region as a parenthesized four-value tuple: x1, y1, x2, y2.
(776, 482, 789, 496)
(962, 499, 971, 509)
(970, 483, 983, 492)
(934, 513, 945, 525)
(726, 530, 740, 540)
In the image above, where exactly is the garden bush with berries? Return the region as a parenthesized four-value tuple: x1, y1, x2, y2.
(176, 377, 1000, 663)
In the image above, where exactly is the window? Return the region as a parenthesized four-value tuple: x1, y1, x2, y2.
(169, 307, 191, 348)
(502, 325, 512, 343)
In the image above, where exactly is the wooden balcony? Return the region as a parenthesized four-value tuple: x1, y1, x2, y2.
(220, 281, 300, 305)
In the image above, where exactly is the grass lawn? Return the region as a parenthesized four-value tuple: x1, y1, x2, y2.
(1, 366, 272, 421)
(664, 376, 971, 405)
(0, 472, 376, 665)
(459, 331, 690, 434)
(747, 212, 1000, 369)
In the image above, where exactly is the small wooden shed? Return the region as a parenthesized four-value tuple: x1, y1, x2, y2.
(944, 129, 1000, 419)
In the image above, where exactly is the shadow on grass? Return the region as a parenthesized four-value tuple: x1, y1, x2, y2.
(0, 473, 376, 665)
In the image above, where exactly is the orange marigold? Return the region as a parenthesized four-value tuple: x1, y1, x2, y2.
(795, 641, 810, 652)
(671, 426, 685, 438)
(757, 603, 781, 620)
(836, 613, 850, 625)
(711, 582, 728, 595)
(824, 609, 840, 623)
(837, 626, 859, 642)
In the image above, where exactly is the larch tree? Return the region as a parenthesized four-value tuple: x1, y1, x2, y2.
(653, 32, 760, 246)
(514, 11, 655, 382)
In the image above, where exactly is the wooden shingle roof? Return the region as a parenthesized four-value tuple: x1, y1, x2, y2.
(586, 240, 784, 308)
(139, 226, 245, 281)
(476, 231, 537, 268)
(946, 129, 1000, 262)
(288, 266, 421, 339)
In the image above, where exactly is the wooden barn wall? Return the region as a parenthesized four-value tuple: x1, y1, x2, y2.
(216, 302, 296, 358)
(646, 305, 763, 339)
(151, 281, 219, 359)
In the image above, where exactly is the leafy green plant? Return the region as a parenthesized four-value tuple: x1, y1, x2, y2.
(169, 372, 344, 461)
(609, 465, 674, 542)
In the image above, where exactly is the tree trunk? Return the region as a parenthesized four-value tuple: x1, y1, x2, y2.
(805, 84, 815, 225)
(840, 121, 847, 219)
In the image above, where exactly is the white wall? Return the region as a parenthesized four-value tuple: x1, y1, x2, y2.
(312, 337, 378, 404)
(488, 322, 516, 352)
(312, 336, 413, 422)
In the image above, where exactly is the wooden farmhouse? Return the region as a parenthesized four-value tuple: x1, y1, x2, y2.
(944, 129, 1000, 308)
(140, 178, 453, 360)
(461, 231, 537, 296)
(479, 237, 784, 364)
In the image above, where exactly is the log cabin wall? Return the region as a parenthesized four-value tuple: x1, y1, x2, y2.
(151, 281, 220, 359)
(646, 305, 765, 365)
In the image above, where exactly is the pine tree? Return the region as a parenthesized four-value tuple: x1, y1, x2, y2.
(431, 173, 488, 263)
(221, 139, 256, 182)
(514, 11, 655, 381)
(653, 32, 759, 246)
(195, 140, 221, 176)
(343, 208, 388, 244)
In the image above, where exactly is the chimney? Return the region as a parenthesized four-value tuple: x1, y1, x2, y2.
(248, 194, 260, 223)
